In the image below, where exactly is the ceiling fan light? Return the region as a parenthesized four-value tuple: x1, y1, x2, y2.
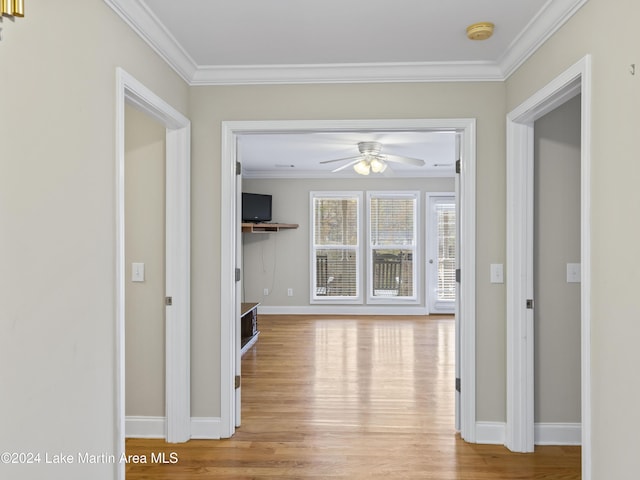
(354, 160, 370, 175)
(370, 158, 387, 173)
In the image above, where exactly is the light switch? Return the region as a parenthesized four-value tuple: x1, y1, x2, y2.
(567, 263, 581, 283)
(490, 263, 504, 284)
(132, 262, 145, 282)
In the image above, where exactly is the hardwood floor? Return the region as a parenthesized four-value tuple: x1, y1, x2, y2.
(126, 315, 580, 479)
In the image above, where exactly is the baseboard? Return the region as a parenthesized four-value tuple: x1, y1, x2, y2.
(125, 416, 223, 440)
(126, 416, 166, 438)
(476, 421, 506, 444)
(535, 422, 582, 445)
(257, 305, 429, 315)
(190, 417, 222, 439)
(475, 421, 582, 446)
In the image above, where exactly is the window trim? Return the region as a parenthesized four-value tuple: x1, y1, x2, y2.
(366, 191, 421, 305)
(310, 191, 364, 304)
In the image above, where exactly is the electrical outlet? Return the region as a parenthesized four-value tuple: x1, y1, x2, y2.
(287, 288, 293, 297)
(264, 288, 269, 296)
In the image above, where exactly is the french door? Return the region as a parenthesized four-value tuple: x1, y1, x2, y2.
(426, 194, 456, 314)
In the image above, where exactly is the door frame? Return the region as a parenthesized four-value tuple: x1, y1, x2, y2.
(115, 68, 191, 479)
(505, 55, 591, 478)
(220, 118, 476, 442)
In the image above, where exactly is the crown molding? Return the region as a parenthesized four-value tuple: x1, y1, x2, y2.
(499, 0, 590, 79)
(104, 0, 197, 83)
(190, 61, 503, 86)
(105, 0, 589, 86)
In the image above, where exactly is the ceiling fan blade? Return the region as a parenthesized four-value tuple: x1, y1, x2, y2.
(320, 155, 360, 165)
(383, 153, 426, 167)
(331, 159, 360, 172)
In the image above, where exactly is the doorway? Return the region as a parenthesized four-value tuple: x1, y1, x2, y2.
(506, 55, 591, 478)
(115, 68, 191, 480)
(533, 95, 582, 445)
(124, 104, 167, 436)
(220, 118, 477, 443)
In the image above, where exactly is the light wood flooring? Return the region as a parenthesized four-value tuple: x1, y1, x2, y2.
(126, 314, 580, 479)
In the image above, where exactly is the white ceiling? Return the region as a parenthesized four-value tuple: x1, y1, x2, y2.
(106, 0, 588, 178)
(238, 130, 458, 178)
(106, 0, 588, 85)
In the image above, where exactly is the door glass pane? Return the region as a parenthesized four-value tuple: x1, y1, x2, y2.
(436, 202, 456, 301)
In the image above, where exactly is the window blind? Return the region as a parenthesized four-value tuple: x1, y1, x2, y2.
(436, 202, 456, 301)
(312, 195, 359, 298)
(369, 194, 417, 298)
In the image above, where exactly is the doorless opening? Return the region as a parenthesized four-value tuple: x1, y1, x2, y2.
(506, 55, 592, 479)
(115, 68, 191, 480)
(220, 119, 477, 443)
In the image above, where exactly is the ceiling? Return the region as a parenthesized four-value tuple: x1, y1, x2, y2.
(238, 131, 458, 178)
(107, 0, 588, 178)
(106, 0, 587, 85)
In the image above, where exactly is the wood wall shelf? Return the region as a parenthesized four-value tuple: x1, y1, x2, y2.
(242, 223, 299, 233)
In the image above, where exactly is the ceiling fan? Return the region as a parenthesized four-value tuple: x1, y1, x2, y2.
(320, 141, 426, 175)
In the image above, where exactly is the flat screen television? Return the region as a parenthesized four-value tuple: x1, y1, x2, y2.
(242, 192, 272, 223)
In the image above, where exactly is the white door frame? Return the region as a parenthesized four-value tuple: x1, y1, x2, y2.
(115, 68, 191, 479)
(220, 118, 476, 442)
(506, 55, 591, 478)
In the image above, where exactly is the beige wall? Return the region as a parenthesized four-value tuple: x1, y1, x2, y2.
(0, 2, 188, 479)
(5, 0, 640, 477)
(190, 82, 507, 420)
(125, 105, 166, 417)
(506, 0, 640, 476)
(534, 95, 581, 423)
(242, 177, 454, 307)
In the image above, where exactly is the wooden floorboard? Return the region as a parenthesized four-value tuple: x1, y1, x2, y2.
(126, 314, 580, 479)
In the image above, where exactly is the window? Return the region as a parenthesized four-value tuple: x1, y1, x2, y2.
(367, 192, 419, 302)
(311, 192, 362, 302)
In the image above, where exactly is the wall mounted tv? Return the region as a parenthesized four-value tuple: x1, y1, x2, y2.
(242, 192, 272, 223)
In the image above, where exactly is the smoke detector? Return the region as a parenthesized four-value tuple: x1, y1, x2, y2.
(466, 22, 494, 40)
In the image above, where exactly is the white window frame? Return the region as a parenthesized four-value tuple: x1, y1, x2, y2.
(310, 191, 364, 304)
(426, 193, 456, 314)
(366, 191, 420, 304)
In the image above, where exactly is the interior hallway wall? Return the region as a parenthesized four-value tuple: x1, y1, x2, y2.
(0, 2, 189, 479)
(534, 94, 581, 424)
(189, 81, 507, 423)
(125, 104, 166, 419)
(506, 0, 640, 475)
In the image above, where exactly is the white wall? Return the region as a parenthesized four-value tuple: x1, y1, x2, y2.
(0, 2, 188, 479)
